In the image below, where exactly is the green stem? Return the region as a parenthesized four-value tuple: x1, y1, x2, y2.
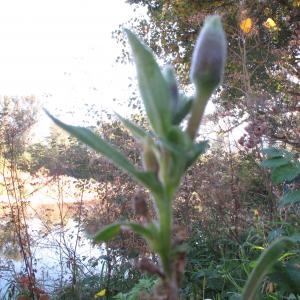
(186, 89, 211, 140)
(160, 193, 173, 277)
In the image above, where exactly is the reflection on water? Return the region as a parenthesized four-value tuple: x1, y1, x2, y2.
(0, 221, 20, 261)
(0, 201, 104, 296)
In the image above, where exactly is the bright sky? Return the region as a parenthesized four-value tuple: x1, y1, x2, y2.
(0, 0, 145, 138)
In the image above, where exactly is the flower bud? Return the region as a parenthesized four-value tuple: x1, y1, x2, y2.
(186, 16, 227, 139)
(142, 137, 159, 173)
(190, 15, 227, 95)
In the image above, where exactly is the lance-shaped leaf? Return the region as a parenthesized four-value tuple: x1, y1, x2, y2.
(94, 223, 121, 242)
(124, 222, 157, 242)
(185, 141, 209, 169)
(45, 110, 162, 194)
(125, 29, 172, 137)
(172, 96, 193, 125)
(162, 65, 179, 119)
(94, 222, 158, 246)
(115, 113, 148, 142)
(242, 237, 295, 300)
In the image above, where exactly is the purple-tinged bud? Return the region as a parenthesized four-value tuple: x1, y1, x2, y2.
(186, 15, 227, 139)
(190, 15, 227, 94)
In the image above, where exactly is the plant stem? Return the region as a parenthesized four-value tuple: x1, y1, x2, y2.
(186, 89, 211, 140)
(159, 192, 173, 277)
(155, 182, 181, 299)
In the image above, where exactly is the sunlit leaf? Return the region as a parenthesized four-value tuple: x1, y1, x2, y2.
(95, 289, 106, 298)
(124, 222, 156, 242)
(94, 223, 121, 242)
(115, 113, 148, 141)
(125, 29, 172, 137)
(263, 18, 278, 30)
(45, 110, 162, 193)
(240, 18, 252, 34)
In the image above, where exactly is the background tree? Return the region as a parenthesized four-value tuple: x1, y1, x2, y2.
(0, 96, 39, 298)
(116, 0, 299, 147)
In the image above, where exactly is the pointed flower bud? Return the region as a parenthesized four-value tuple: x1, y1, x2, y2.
(190, 15, 227, 95)
(187, 15, 227, 139)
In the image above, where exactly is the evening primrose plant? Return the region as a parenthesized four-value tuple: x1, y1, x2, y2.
(46, 16, 226, 299)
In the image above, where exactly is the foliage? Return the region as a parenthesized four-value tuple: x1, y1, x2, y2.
(0, 96, 38, 160)
(114, 277, 157, 300)
(0, 96, 40, 299)
(53, 260, 141, 300)
(121, 0, 299, 148)
(261, 147, 300, 207)
(238, 148, 300, 299)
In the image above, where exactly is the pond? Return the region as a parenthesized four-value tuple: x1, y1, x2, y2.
(0, 200, 105, 297)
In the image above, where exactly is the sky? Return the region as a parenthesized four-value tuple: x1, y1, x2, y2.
(0, 0, 231, 143)
(0, 0, 145, 138)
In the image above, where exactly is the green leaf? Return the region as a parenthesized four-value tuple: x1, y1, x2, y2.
(94, 223, 121, 242)
(166, 127, 192, 151)
(124, 222, 156, 242)
(279, 189, 300, 207)
(261, 158, 290, 169)
(270, 263, 300, 294)
(262, 147, 295, 160)
(125, 29, 172, 137)
(45, 110, 162, 194)
(115, 113, 148, 141)
(262, 147, 285, 158)
(172, 96, 193, 125)
(242, 237, 295, 300)
(162, 65, 179, 119)
(186, 141, 209, 169)
(271, 163, 300, 184)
